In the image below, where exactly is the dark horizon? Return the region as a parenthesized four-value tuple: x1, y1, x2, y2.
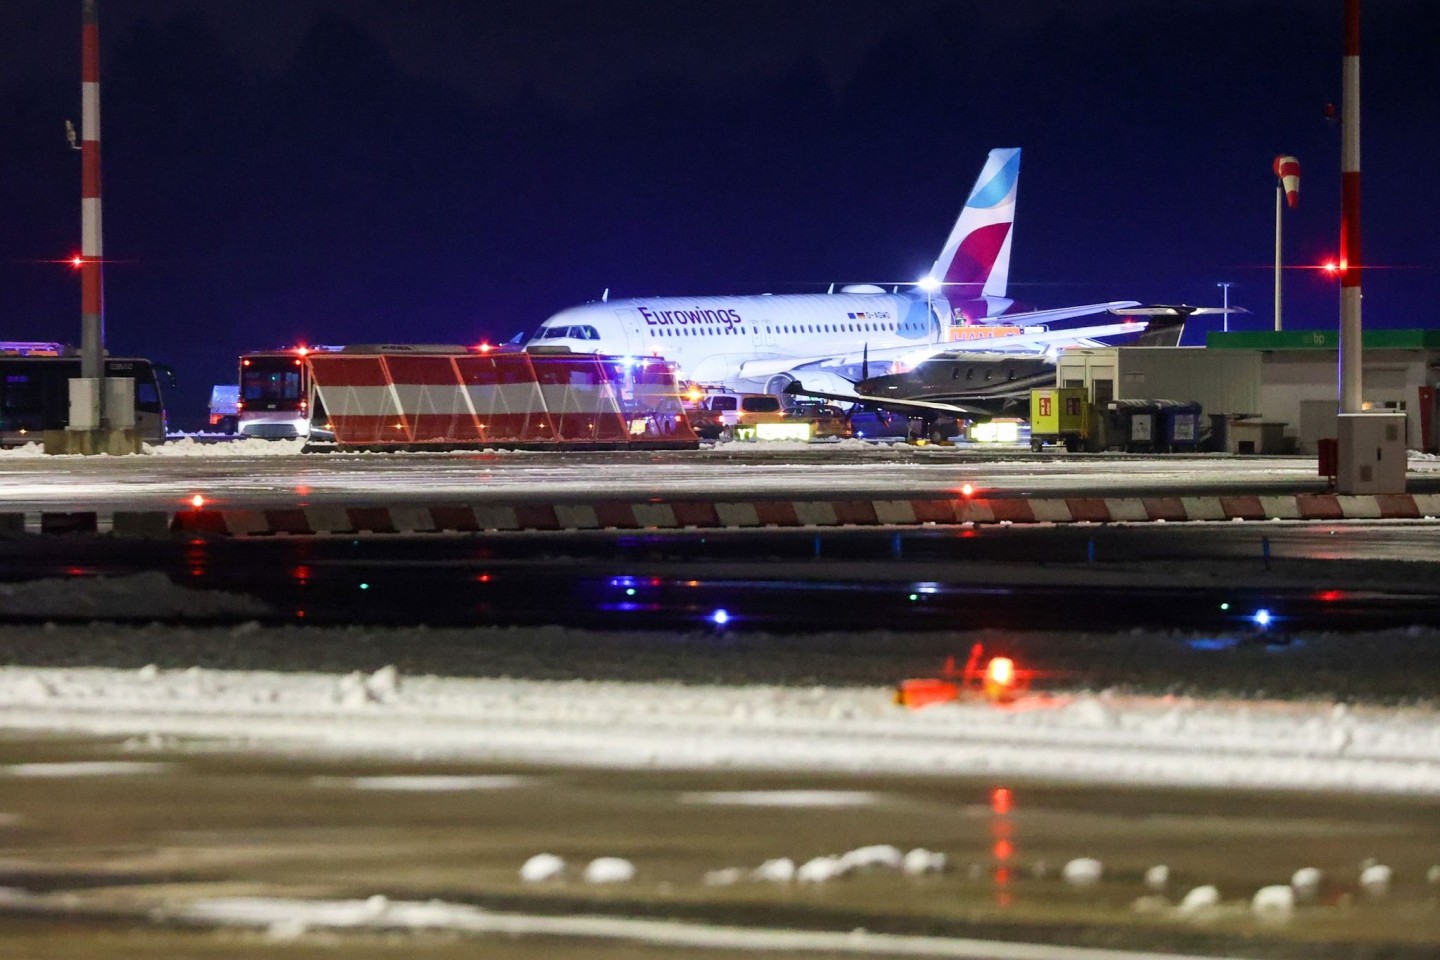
(1, 1, 1436, 426)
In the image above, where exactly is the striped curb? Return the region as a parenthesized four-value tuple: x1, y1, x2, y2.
(3, 493, 1440, 538)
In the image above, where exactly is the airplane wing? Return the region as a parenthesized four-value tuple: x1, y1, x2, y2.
(737, 303, 1148, 381)
(1109, 304, 1250, 317)
(982, 299, 1141, 325)
(783, 381, 990, 419)
(739, 319, 1153, 381)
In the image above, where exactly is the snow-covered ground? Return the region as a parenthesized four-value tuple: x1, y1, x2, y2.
(3, 656, 1439, 795)
(0, 440, 1406, 512)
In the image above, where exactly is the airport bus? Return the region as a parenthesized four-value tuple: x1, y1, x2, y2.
(237, 346, 339, 438)
(0, 342, 170, 446)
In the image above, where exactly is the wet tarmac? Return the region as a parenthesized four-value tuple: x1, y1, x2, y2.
(1, 734, 1438, 959)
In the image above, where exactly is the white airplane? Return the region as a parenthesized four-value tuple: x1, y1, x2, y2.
(526, 148, 1147, 395)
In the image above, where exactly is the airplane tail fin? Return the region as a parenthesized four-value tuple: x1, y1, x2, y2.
(928, 148, 1020, 301)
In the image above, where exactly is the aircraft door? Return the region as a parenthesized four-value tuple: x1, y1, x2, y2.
(613, 309, 645, 355)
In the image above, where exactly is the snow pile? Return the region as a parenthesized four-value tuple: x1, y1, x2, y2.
(1177, 885, 1220, 913)
(1143, 865, 1169, 891)
(583, 857, 635, 884)
(1359, 862, 1392, 895)
(795, 856, 848, 884)
(840, 844, 903, 871)
(680, 790, 878, 808)
(319, 775, 528, 792)
(1290, 866, 1322, 900)
(147, 437, 307, 457)
(0, 572, 267, 619)
(901, 849, 947, 876)
(519, 853, 565, 883)
(2, 760, 168, 778)
(1061, 858, 1103, 887)
(751, 858, 796, 883)
(1250, 885, 1294, 920)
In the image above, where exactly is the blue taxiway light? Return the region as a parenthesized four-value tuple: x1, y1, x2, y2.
(1253, 608, 1273, 627)
(710, 609, 731, 626)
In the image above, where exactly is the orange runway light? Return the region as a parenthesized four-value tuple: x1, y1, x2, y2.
(983, 657, 1017, 703)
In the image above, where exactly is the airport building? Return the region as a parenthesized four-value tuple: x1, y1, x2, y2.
(1056, 331, 1440, 454)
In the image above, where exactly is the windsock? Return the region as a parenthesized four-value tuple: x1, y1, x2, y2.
(1273, 155, 1300, 209)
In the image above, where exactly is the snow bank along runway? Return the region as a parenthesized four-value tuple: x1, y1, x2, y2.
(3, 641, 1440, 795)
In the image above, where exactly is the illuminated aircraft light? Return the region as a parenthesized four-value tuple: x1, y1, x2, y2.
(189, 494, 205, 509)
(477, 342, 493, 353)
(983, 657, 1017, 702)
(960, 483, 976, 497)
(1323, 261, 1340, 276)
(917, 275, 941, 293)
(296, 346, 309, 356)
(710, 608, 731, 626)
(1253, 609, 1273, 628)
(914, 582, 939, 594)
(70, 255, 83, 269)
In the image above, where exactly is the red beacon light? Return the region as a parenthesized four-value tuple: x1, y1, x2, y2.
(960, 482, 977, 498)
(1322, 261, 1341, 277)
(189, 494, 206, 509)
(894, 644, 1029, 708)
(476, 342, 493, 353)
(296, 346, 310, 357)
(70, 255, 83, 269)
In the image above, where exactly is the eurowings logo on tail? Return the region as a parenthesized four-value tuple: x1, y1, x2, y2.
(928, 147, 1020, 301)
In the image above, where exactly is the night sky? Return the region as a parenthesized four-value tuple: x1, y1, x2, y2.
(1, 1, 1437, 427)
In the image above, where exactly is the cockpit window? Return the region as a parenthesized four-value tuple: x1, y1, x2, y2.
(536, 325, 601, 341)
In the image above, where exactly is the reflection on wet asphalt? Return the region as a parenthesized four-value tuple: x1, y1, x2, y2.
(2, 735, 1439, 959)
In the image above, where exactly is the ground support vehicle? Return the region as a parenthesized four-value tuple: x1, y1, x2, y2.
(208, 385, 239, 433)
(1028, 387, 1089, 452)
(699, 391, 787, 439)
(782, 401, 853, 440)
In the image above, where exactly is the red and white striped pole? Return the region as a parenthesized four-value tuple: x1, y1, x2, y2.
(80, 0, 105, 388)
(1339, 0, 1362, 413)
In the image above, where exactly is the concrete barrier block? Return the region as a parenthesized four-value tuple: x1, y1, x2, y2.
(1103, 500, 1151, 522)
(715, 502, 760, 527)
(40, 512, 98, 535)
(555, 504, 601, 529)
(1258, 496, 1303, 519)
(388, 504, 437, 532)
(1180, 497, 1227, 521)
(112, 511, 172, 539)
(472, 504, 519, 531)
(1337, 495, 1383, 520)
(631, 503, 677, 528)
(792, 501, 838, 526)
(304, 504, 354, 534)
(873, 500, 917, 525)
(1029, 499, 1074, 523)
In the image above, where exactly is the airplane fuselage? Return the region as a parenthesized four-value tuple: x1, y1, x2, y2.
(534, 291, 942, 388)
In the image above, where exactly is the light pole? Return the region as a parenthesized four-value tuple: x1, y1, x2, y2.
(1216, 282, 1233, 333)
